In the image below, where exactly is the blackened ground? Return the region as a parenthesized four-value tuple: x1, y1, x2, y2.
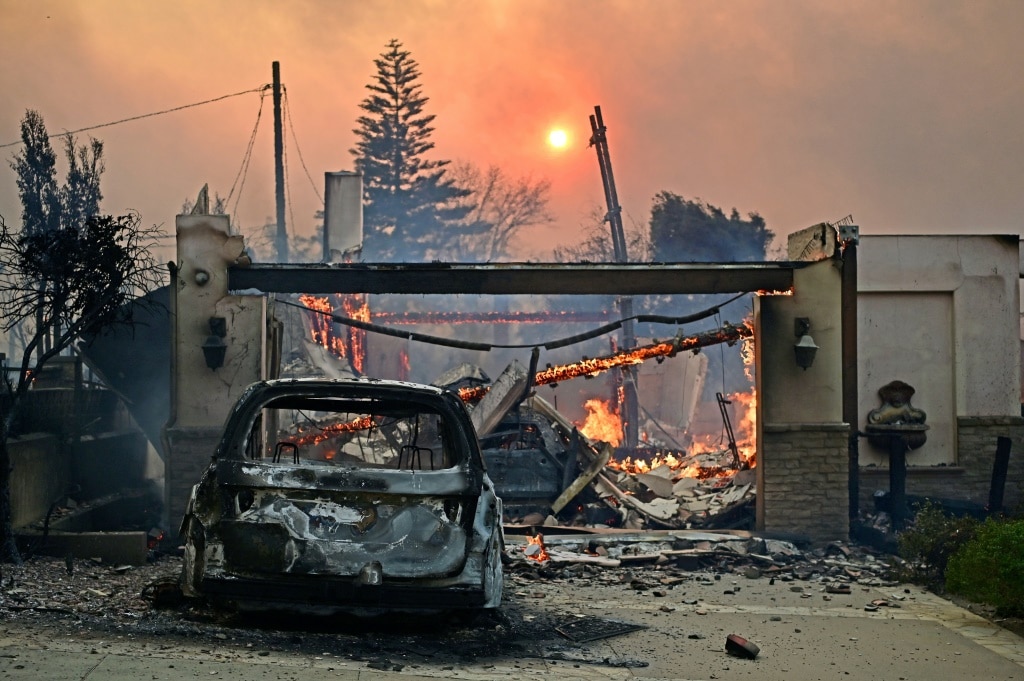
(1, 547, 1020, 670)
(0, 553, 628, 671)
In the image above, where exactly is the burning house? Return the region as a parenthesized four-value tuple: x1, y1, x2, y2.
(14, 176, 1019, 582)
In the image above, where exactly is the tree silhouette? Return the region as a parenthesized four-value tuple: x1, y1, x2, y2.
(0, 111, 161, 562)
(649, 191, 773, 262)
(351, 39, 469, 261)
(444, 163, 554, 262)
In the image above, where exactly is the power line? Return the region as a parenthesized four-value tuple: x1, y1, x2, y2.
(226, 90, 268, 217)
(0, 86, 270, 149)
(283, 89, 324, 206)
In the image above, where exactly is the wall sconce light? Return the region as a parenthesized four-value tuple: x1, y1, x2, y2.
(201, 316, 228, 371)
(794, 317, 818, 370)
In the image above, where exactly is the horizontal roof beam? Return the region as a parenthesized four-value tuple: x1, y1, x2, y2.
(228, 262, 799, 296)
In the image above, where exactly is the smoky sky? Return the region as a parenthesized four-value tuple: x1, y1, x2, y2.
(1, 0, 1022, 261)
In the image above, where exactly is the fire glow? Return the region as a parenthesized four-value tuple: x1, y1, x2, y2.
(291, 415, 376, 447)
(459, 322, 753, 402)
(299, 294, 369, 374)
(579, 398, 623, 447)
(596, 334, 758, 477)
(523, 533, 549, 562)
(370, 310, 612, 325)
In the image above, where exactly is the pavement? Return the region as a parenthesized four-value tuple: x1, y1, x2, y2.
(0, 570, 1022, 681)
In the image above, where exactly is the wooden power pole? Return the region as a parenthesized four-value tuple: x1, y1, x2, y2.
(272, 61, 288, 263)
(589, 106, 639, 449)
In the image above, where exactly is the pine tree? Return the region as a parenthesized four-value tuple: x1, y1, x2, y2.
(351, 39, 469, 260)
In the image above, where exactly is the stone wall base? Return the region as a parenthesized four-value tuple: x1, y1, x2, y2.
(858, 416, 1024, 513)
(759, 423, 850, 543)
(164, 426, 222, 534)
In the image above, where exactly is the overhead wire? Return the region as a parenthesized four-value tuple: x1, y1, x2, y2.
(283, 89, 324, 206)
(0, 86, 270, 149)
(280, 291, 752, 353)
(226, 89, 268, 218)
(281, 90, 296, 247)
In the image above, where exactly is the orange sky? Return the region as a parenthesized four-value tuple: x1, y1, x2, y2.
(2, 0, 1023, 260)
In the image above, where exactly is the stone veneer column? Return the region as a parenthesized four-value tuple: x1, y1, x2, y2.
(759, 424, 850, 542)
(955, 416, 1024, 510)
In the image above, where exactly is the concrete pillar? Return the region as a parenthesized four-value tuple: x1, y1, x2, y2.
(756, 258, 848, 542)
(323, 171, 363, 261)
(165, 214, 269, 530)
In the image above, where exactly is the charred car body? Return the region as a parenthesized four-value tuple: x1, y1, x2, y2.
(180, 378, 504, 614)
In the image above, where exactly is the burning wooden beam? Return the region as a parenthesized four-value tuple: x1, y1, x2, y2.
(459, 322, 753, 402)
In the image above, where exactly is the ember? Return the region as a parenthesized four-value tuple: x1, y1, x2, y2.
(459, 322, 753, 402)
(370, 310, 612, 325)
(299, 294, 369, 373)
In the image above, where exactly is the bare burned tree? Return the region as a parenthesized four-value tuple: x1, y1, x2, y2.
(552, 205, 651, 263)
(0, 211, 164, 562)
(445, 163, 554, 261)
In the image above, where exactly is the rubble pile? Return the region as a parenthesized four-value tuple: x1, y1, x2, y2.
(594, 460, 755, 531)
(505, 531, 902, 592)
(0, 555, 179, 625)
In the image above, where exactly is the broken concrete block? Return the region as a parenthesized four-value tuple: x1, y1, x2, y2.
(636, 472, 674, 499)
(672, 477, 699, 495)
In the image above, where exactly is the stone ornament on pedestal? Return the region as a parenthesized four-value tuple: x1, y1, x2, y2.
(866, 380, 928, 450)
(865, 380, 929, 530)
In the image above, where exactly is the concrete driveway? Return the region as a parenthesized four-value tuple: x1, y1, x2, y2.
(0, 557, 1021, 681)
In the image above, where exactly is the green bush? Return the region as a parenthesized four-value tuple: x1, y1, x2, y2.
(946, 518, 1024, 616)
(896, 501, 979, 588)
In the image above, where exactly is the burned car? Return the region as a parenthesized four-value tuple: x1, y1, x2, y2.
(180, 378, 504, 614)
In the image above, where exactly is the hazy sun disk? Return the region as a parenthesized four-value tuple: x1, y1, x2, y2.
(548, 128, 568, 148)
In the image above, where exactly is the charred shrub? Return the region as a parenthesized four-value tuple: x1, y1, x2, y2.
(945, 518, 1024, 616)
(896, 501, 978, 588)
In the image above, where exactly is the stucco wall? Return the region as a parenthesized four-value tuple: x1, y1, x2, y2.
(166, 214, 269, 529)
(858, 235, 1021, 420)
(856, 235, 1024, 512)
(757, 259, 848, 541)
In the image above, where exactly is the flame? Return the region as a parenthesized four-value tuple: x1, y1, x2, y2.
(290, 415, 376, 447)
(370, 310, 612, 325)
(524, 533, 550, 562)
(299, 294, 369, 373)
(147, 530, 165, 550)
(608, 335, 759, 477)
(459, 322, 753, 402)
(578, 399, 622, 447)
(341, 296, 369, 374)
(399, 348, 411, 381)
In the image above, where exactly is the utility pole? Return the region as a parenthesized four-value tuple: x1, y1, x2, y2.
(272, 61, 288, 263)
(589, 106, 639, 449)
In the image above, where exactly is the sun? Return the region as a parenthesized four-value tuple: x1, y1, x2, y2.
(547, 128, 568, 149)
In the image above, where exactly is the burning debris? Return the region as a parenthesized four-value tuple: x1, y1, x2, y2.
(463, 377, 756, 533)
(291, 291, 757, 533)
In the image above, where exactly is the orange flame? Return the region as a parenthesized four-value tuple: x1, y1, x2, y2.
(399, 348, 411, 381)
(370, 310, 612, 325)
(524, 534, 550, 562)
(578, 399, 622, 447)
(458, 322, 753, 402)
(298, 294, 369, 373)
(290, 415, 376, 447)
